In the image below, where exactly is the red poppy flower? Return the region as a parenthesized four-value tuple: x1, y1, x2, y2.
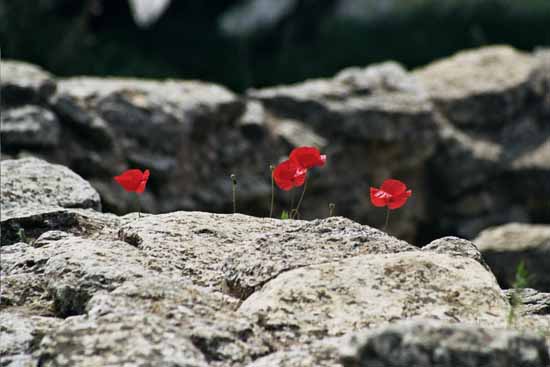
(114, 169, 150, 194)
(289, 146, 326, 169)
(370, 179, 412, 210)
(273, 159, 307, 191)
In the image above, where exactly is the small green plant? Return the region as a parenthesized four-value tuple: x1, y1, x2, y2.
(507, 260, 533, 327)
(280, 210, 290, 220)
(17, 228, 27, 243)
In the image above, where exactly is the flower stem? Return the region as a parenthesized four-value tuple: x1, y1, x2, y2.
(328, 203, 335, 217)
(269, 164, 274, 218)
(230, 173, 237, 213)
(292, 174, 308, 219)
(383, 207, 390, 232)
(136, 195, 141, 219)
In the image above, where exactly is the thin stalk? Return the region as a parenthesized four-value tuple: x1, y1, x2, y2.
(328, 203, 335, 217)
(231, 174, 237, 213)
(383, 208, 390, 232)
(269, 164, 274, 218)
(137, 195, 141, 219)
(289, 189, 295, 217)
(292, 175, 308, 219)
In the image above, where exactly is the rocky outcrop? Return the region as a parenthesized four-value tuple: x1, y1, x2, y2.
(340, 320, 550, 367)
(474, 223, 550, 291)
(1, 157, 549, 366)
(2, 45, 549, 243)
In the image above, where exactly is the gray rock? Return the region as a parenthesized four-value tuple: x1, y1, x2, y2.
(118, 212, 415, 299)
(422, 236, 489, 270)
(503, 288, 550, 316)
(2, 234, 150, 317)
(1, 158, 101, 222)
(37, 313, 209, 367)
(245, 337, 342, 367)
(474, 223, 550, 291)
(239, 251, 509, 342)
(414, 45, 537, 127)
(0, 60, 57, 107)
(1, 106, 60, 148)
(0, 310, 61, 367)
(340, 319, 550, 367)
(1, 207, 123, 247)
(85, 277, 272, 366)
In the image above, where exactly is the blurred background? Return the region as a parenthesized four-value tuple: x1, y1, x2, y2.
(2, 0, 550, 91)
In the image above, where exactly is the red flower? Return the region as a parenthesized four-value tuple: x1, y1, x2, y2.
(289, 146, 326, 169)
(370, 179, 412, 210)
(114, 169, 150, 194)
(273, 159, 307, 191)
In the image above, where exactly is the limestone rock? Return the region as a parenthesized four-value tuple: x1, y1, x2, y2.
(85, 277, 273, 366)
(245, 337, 342, 367)
(414, 45, 537, 127)
(474, 223, 550, 291)
(0, 310, 61, 367)
(239, 251, 509, 342)
(0, 60, 57, 107)
(37, 313, 209, 367)
(1, 158, 101, 222)
(1, 106, 60, 148)
(340, 319, 550, 367)
(2, 234, 150, 317)
(504, 288, 550, 316)
(118, 212, 415, 298)
(422, 236, 490, 270)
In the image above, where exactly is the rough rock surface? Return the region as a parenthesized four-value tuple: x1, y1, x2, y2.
(0, 310, 62, 367)
(1, 158, 550, 366)
(1, 60, 57, 107)
(504, 288, 550, 316)
(474, 223, 550, 291)
(239, 251, 509, 341)
(118, 212, 415, 299)
(1, 106, 61, 148)
(37, 313, 209, 367)
(1, 157, 101, 219)
(340, 319, 550, 367)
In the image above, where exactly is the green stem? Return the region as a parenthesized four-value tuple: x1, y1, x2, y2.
(292, 175, 308, 219)
(383, 208, 390, 232)
(269, 164, 274, 218)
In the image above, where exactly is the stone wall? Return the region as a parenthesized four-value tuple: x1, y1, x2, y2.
(2, 45, 549, 243)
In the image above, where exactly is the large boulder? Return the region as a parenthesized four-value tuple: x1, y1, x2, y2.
(474, 223, 550, 291)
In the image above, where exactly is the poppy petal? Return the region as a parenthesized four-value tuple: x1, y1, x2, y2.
(273, 160, 303, 191)
(293, 169, 307, 187)
(290, 146, 325, 169)
(387, 190, 412, 209)
(135, 181, 147, 194)
(380, 179, 407, 196)
(114, 169, 149, 193)
(370, 187, 390, 207)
